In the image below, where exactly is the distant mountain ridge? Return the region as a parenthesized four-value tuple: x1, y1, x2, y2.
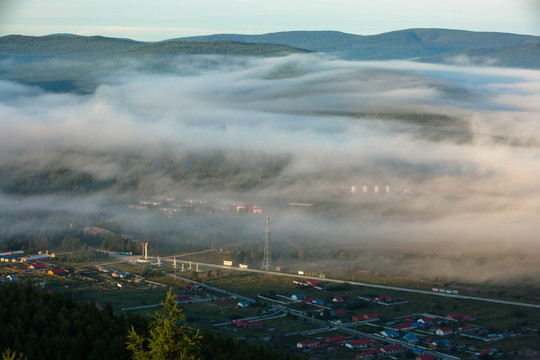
(177, 28, 540, 66)
(1, 28, 539, 93)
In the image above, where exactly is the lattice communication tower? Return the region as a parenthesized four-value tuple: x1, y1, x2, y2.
(261, 216, 272, 271)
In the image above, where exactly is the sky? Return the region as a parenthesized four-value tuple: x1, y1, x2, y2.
(1, 0, 540, 41)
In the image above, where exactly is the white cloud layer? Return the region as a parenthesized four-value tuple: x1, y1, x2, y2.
(1, 55, 540, 282)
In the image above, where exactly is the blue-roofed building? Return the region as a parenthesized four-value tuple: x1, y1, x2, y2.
(237, 300, 252, 308)
(292, 293, 306, 300)
(400, 333, 418, 344)
(381, 329, 400, 338)
(312, 298, 325, 306)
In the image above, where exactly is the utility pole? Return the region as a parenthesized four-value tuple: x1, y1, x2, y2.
(261, 216, 272, 271)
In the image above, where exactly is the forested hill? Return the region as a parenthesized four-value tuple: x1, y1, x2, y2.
(0, 35, 308, 92)
(178, 28, 540, 68)
(0, 34, 309, 57)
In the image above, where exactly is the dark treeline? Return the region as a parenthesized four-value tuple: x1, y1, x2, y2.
(230, 248, 264, 267)
(0, 152, 287, 195)
(0, 284, 304, 360)
(0, 283, 146, 360)
(0, 227, 138, 255)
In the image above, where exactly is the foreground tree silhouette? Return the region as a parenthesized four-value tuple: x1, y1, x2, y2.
(1, 349, 25, 360)
(126, 289, 202, 360)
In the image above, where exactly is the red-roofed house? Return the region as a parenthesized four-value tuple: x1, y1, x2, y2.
(416, 355, 434, 360)
(29, 263, 45, 270)
(320, 335, 346, 344)
(381, 344, 404, 354)
(232, 320, 249, 328)
(458, 325, 477, 333)
(307, 280, 319, 286)
(330, 309, 347, 317)
(357, 349, 383, 358)
(352, 313, 379, 322)
(249, 321, 263, 329)
(48, 268, 65, 276)
(395, 323, 415, 331)
(418, 317, 433, 325)
(332, 296, 344, 302)
(474, 348, 498, 358)
(297, 340, 320, 349)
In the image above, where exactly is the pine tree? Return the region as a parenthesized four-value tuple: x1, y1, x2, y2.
(1, 348, 26, 360)
(126, 289, 202, 360)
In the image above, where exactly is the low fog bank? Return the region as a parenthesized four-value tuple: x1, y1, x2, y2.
(1, 54, 540, 283)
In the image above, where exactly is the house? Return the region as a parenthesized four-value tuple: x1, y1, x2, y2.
(236, 203, 247, 214)
(381, 344, 404, 355)
(250, 206, 263, 214)
(429, 339, 451, 349)
(373, 295, 393, 303)
(352, 313, 379, 323)
(332, 296, 344, 303)
(416, 355, 434, 360)
(418, 317, 433, 325)
(380, 329, 400, 338)
(330, 309, 346, 318)
(472, 348, 498, 358)
(7, 274, 19, 281)
(291, 293, 306, 300)
(48, 268, 65, 276)
(400, 333, 418, 344)
(237, 300, 251, 308)
(249, 321, 263, 329)
(344, 339, 374, 349)
(307, 280, 319, 287)
(29, 263, 45, 270)
(458, 325, 477, 333)
(232, 320, 249, 328)
(436, 327, 454, 336)
(320, 335, 346, 344)
(311, 298, 325, 306)
(111, 270, 127, 278)
(395, 323, 415, 331)
(297, 340, 320, 349)
(357, 349, 383, 358)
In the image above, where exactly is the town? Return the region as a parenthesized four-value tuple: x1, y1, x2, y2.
(1, 245, 538, 360)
